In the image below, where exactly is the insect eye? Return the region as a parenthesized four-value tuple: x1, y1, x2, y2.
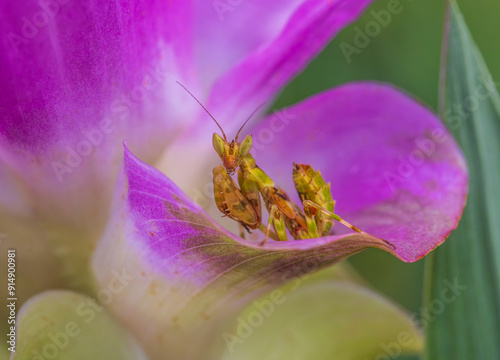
(239, 135, 253, 157)
(212, 133, 225, 156)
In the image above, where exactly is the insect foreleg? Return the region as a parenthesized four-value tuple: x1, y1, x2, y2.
(237, 168, 261, 222)
(213, 165, 260, 230)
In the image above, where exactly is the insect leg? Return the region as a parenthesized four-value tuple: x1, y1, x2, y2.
(260, 204, 288, 245)
(239, 224, 247, 239)
(302, 200, 363, 233)
(272, 205, 288, 241)
(302, 202, 320, 239)
(258, 224, 278, 241)
(260, 206, 276, 246)
(241, 155, 309, 241)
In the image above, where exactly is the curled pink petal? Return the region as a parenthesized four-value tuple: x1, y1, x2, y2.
(252, 82, 468, 261)
(92, 145, 419, 359)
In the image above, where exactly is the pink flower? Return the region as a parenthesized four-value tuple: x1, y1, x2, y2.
(0, 1, 467, 359)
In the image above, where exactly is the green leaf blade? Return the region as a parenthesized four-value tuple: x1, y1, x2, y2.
(424, 2, 500, 359)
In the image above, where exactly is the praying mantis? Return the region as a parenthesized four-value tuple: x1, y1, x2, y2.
(177, 82, 364, 245)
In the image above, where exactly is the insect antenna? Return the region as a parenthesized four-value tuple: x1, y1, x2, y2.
(235, 102, 266, 142)
(176, 81, 227, 141)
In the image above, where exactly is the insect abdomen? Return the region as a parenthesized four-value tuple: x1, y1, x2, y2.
(292, 163, 335, 236)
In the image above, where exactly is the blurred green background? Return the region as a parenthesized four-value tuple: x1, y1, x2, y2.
(275, 0, 498, 323)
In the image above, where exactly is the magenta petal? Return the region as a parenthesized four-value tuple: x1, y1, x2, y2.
(93, 146, 395, 359)
(193, 0, 304, 87)
(205, 0, 374, 129)
(252, 83, 468, 262)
